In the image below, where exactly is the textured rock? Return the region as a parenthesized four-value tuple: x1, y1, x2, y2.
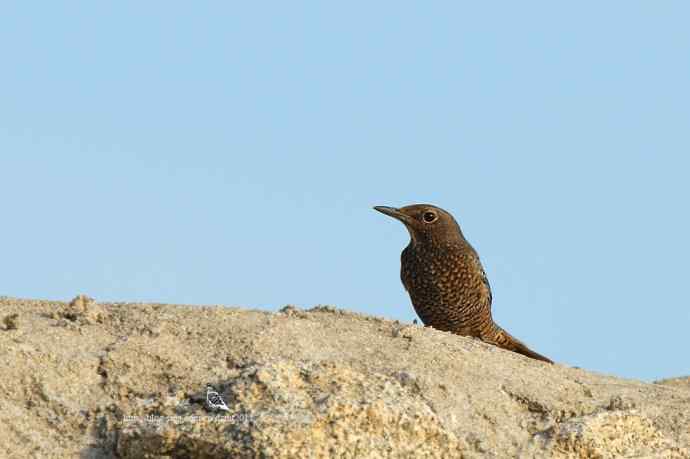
(0, 296, 688, 458)
(117, 361, 464, 458)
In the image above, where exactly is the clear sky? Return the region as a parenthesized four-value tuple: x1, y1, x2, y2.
(1, 3, 688, 382)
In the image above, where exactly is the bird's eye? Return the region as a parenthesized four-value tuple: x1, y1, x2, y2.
(423, 211, 437, 223)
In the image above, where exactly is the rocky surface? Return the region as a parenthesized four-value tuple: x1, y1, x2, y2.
(1, 296, 688, 458)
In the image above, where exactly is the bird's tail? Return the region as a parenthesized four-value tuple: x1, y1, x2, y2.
(485, 325, 553, 364)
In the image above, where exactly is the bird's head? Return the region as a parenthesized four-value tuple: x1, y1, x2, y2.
(373, 204, 464, 244)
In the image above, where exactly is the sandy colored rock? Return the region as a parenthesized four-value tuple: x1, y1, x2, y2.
(657, 376, 690, 391)
(3, 313, 19, 330)
(0, 296, 688, 458)
(54, 294, 107, 324)
(117, 361, 464, 458)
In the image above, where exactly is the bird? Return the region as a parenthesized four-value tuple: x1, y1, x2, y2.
(206, 385, 230, 412)
(374, 204, 553, 363)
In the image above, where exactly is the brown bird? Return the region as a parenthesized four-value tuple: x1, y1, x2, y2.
(374, 204, 553, 363)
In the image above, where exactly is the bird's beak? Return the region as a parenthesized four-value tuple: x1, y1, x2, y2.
(373, 206, 410, 223)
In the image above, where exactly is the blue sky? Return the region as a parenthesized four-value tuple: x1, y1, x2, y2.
(1, 3, 688, 381)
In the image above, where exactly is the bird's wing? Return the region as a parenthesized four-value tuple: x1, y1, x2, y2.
(479, 264, 493, 307)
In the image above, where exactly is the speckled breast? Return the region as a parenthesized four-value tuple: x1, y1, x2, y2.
(400, 242, 489, 336)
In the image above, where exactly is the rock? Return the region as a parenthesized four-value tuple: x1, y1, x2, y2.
(656, 376, 690, 391)
(0, 296, 688, 458)
(543, 411, 688, 458)
(47, 294, 108, 326)
(3, 313, 19, 330)
(117, 361, 464, 458)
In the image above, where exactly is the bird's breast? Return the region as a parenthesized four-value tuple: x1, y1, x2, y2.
(401, 245, 487, 333)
